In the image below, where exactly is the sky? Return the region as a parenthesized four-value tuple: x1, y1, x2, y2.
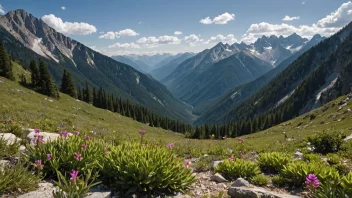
(1, 0, 352, 56)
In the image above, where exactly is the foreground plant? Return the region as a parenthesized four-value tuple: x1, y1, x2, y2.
(100, 142, 196, 196)
(256, 152, 292, 173)
(215, 158, 260, 180)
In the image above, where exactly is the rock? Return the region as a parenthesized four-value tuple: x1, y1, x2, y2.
(231, 178, 251, 187)
(0, 160, 11, 171)
(228, 186, 301, 198)
(19, 145, 27, 152)
(18, 182, 56, 198)
(210, 173, 228, 183)
(293, 150, 303, 159)
(27, 130, 60, 145)
(210, 160, 223, 169)
(85, 191, 111, 198)
(0, 133, 22, 145)
(344, 134, 352, 141)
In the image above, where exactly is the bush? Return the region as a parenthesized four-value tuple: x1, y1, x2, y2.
(0, 122, 24, 139)
(333, 164, 350, 175)
(251, 174, 269, 186)
(257, 152, 292, 173)
(0, 137, 20, 159)
(326, 153, 340, 165)
(0, 163, 40, 195)
(341, 172, 352, 196)
(27, 134, 106, 177)
(100, 142, 196, 196)
(303, 153, 323, 163)
(281, 161, 340, 187)
(215, 159, 260, 180)
(308, 132, 345, 154)
(272, 175, 286, 188)
(192, 156, 212, 172)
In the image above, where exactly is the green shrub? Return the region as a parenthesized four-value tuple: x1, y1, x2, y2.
(251, 174, 269, 186)
(257, 152, 292, 173)
(339, 141, 352, 160)
(27, 134, 106, 177)
(0, 137, 20, 159)
(303, 153, 323, 163)
(0, 163, 40, 195)
(333, 163, 350, 176)
(341, 172, 352, 196)
(272, 175, 287, 188)
(192, 156, 212, 172)
(0, 122, 24, 139)
(314, 181, 347, 198)
(308, 132, 345, 154)
(326, 153, 340, 165)
(281, 161, 340, 187)
(215, 159, 260, 180)
(100, 142, 196, 195)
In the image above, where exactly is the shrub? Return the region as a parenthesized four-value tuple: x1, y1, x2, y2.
(0, 163, 40, 195)
(100, 142, 196, 195)
(251, 174, 269, 186)
(303, 153, 323, 163)
(326, 153, 340, 165)
(0, 122, 24, 139)
(339, 141, 352, 160)
(215, 159, 261, 180)
(272, 175, 286, 188)
(256, 152, 292, 173)
(314, 181, 347, 198)
(333, 163, 350, 175)
(27, 134, 106, 177)
(281, 161, 340, 187)
(0, 136, 20, 159)
(341, 172, 352, 196)
(308, 132, 345, 154)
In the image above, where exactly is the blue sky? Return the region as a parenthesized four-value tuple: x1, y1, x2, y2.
(1, 0, 351, 55)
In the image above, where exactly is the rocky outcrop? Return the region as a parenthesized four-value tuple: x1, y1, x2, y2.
(0, 133, 22, 145)
(228, 186, 300, 198)
(27, 129, 60, 145)
(210, 173, 228, 183)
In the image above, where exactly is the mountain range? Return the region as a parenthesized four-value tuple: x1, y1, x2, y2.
(0, 9, 192, 121)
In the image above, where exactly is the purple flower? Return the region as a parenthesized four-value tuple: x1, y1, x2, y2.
(37, 135, 44, 143)
(104, 148, 109, 153)
(34, 129, 40, 134)
(84, 136, 91, 141)
(241, 152, 246, 159)
(229, 155, 235, 161)
(305, 174, 320, 189)
(81, 144, 87, 151)
(46, 154, 52, 160)
(34, 160, 44, 170)
(168, 143, 174, 149)
(74, 131, 80, 136)
(73, 152, 83, 161)
(139, 130, 146, 135)
(70, 170, 79, 184)
(60, 131, 69, 137)
(238, 138, 245, 144)
(184, 161, 191, 168)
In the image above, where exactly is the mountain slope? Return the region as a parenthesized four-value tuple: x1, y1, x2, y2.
(204, 21, 352, 124)
(195, 34, 325, 124)
(0, 9, 191, 121)
(110, 55, 150, 73)
(123, 53, 173, 72)
(150, 52, 195, 81)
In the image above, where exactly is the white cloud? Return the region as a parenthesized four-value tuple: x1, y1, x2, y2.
(282, 15, 300, 21)
(204, 34, 237, 44)
(348, 10, 352, 14)
(99, 31, 115, 39)
(137, 35, 180, 48)
(174, 31, 183, 35)
(302, 2, 306, 5)
(99, 29, 139, 39)
(108, 42, 140, 49)
(0, 4, 5, 14)
(200, 12, 235, 25)
(184, 34, 200, 46)
(61, 6, 66, 10)
(138, 22, 143, 24)
(41, 14, 97, 35)
(241, 1, 352, 43)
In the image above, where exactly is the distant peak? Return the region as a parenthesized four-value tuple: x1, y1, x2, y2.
(311, 34, 322, 39)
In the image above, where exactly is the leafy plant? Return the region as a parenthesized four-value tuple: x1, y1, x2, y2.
(99, 142, 196, 196)
(281, 161, 340, 187)
(308, 132, 345, 154)
(303, 153, 324, 163)
(272, 175, 286, 188)
(0, 163, 40, 195)
(0, 136, 20, 159)
(215, 159, 260, 180)
(251, 174, 269, 186)
(314, 181, 347, 198)
(333, 163, 350, 175)
(341, 171, 352, 196)
(256, 152, 292, 173)
(0, 122, 24, 139)
(326, 153, 340, 165)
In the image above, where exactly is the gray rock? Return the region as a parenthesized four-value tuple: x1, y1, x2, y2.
(210, 173, 228, 183)
(19, 145, 27, 152)
(344, 134, 352, 141)
(231, 178, 251, 187)
(210, 160, 223, 169)
(0, 160, 11, 171)
(27, 130, 60, 145)
(85, 191, 111, 198)
(293, 150, 303, 159)
(228, 186, 301, 198)
(0, 133, 22, 145)
(18, 182, 57, 198)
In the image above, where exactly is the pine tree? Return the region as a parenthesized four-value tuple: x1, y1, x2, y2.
(83, 81, 92, 103)
(60, 69, 77, 98)
(38, 60, 59, 98)
(0, 42, 15, 81)
(29, 60, 40, 88)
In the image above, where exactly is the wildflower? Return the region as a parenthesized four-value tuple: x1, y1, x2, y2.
(139, 130, 146, 135)
(34, 129, 40, 134)
(305, 174, 320, 189)
(37, 135, 44, 143)
(184, 161, 191, 168)
(73, 152, 83, 161)
(229, 155, 235, 161)
(60, 131, 69, 137)
(81, 144, 87, 151)
(238, 138, 245, 144)
(74, 131, 80, 136)
(46, 154, 52, 160)
(84, 136, 91, 141)
(241, 152, 245, 159)
(104, 148, 109, 153)
(70, 170, 79, 184)
(34, 160, 44, 170)
(168, 143, 174, 149)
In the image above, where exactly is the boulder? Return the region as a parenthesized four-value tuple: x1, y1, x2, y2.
(293, 150, 303, 160)
(210, 173, 228, 183)
(85, 191, 111, 198)
(27, 130, 60, 145)
(210, 160, 223, 169)
(228, 186, 301, 198)
(18, 182, 57, 198)
(0, 133, 22, 145)
(231, 178, 251, 187)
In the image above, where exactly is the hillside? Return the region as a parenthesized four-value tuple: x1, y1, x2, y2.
(0, 9, 191, 121)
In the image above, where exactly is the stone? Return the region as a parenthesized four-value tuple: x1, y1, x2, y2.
(344, 134, 352, 141)
(0, 160, 11, 171)
(231, 178, 251, 187)
(85, 191, 111, 198)
(210, 173, 228, 183)
(0, 133, 22, 145)
(210, 160, 223, 169)
(18, 182, 56, 198)
(228, 186, 301, 198)
(27, 130, 60, 145)
(19, 145, 27, 152)
(293, 150, 303, 159)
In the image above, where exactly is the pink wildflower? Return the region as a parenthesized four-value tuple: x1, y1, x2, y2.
(60, 131, 69, 137)
(168, 143, 174, 149)
(139, 130, 146, 135)
(229, 155, 235, 161)
(37, 135, 44, 143)
(238, 138, 245, 144)
(74, 131, 80, 136)
(73, 152, 83, 161)
(70, 170, 79, 184)
(84, 136, 91, 141)
(34, 129, 40, 134)
(104, 148, 109, 153)
(81, 144, 87, 151)
(306, 174, 320, 189)
(46, 154, 52, 160)
(34, 160, 44, 170)
(184, 161, 191, 168)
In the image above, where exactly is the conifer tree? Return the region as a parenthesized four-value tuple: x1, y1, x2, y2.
(83, 81, 92, 103)
(60, 69, 77, 98)
(38, 60, 59, 98)
(29, 60, 40, 88)
(0, 41, 15, 81)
